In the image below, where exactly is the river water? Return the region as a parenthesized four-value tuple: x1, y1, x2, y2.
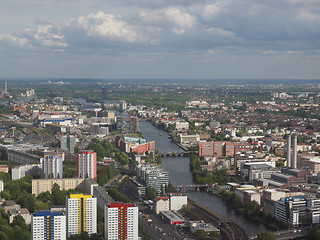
(139, 121, 270, 236)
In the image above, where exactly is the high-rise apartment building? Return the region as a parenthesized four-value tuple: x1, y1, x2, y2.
(60, 135, 76, 153)
(66, 194, 97, 237)
(77, 151, 97, 181)
(31, 211, 66, 240)
(105, 203, 138, 240)
(41, 155, 63, 178)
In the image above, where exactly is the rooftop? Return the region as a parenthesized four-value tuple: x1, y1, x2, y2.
(160, 210, 184, 222)
(8, 208, 30, 215)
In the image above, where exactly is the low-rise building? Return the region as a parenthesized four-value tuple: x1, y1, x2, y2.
(0, 200, 20, 212)
(0, 165, 8, 173)
(235, 188, 262, 205)
(178, 134, 200, 145)
(301, 157, 320, 174)
(154, 197, 169, 214)
(175, 121, 189, 131)
(160, 211, 184, 225)
(8, 208, 31, 225)
(170, 195, 188, 211)
(32, 178, 84, 196)
(130, 141, 155, 155)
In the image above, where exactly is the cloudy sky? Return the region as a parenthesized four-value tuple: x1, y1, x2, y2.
(0, 0, 320, 79)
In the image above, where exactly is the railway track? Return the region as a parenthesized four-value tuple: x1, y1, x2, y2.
(188, 200, 248, 240)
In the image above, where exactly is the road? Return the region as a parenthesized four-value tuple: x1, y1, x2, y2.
(136, 201, 192, 240)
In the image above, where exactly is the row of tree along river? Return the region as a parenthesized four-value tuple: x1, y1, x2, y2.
(139, 121, 270, 236)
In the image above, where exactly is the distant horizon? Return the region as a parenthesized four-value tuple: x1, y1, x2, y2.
(0, 77, 319, 84)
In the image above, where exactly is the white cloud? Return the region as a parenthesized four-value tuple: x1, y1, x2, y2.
(139, 7, 195, 34)
(69, 11, 142, 43)
(0, 34, 31, 48)
(31, 24, 67, 48)
(298, 11, 320, 22)
(202, 4, 221, 21)
(0, 1, 320, 61)
(0, 11, 146, 52)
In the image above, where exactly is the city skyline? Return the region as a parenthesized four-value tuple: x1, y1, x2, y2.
(0, 0, 320, 79)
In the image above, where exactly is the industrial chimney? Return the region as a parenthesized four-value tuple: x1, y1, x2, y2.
(287, 134, 291, 168)
(292, 133, 298, 168)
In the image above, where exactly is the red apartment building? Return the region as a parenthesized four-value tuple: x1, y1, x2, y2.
(199, 141, 251, 157)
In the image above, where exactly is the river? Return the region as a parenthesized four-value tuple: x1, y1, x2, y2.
(139, 121, 270, 236)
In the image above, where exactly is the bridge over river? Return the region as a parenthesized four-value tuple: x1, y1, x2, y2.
(158, 152, 190, 157)
(174, 184, 209, 191)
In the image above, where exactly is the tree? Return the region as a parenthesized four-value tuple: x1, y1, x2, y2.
(74, 146, 81, 154)
(209, 231, 221, 239)
(16, 193, 36, 213)
(194, 229, 207, 239)
(307, 227, 320, 240)
(51, 183, 69, 205)
(37, 191, 52, 203)
(34, 200, 49, 211)
(11, 215, 27, 229)
(181, 204, 191, 213)
(116, 152, 129, 166)
(107, 188, 131, 203)
(145, 187, 158, 200)
(156, 156, 162, 165)
(315, 229, 320, 240)
(13, 225, 30, 240)
(257, 231, 276, 240)
(0, 232, 9, 240)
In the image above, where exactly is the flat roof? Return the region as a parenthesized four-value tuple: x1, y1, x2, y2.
(160, 211, 184, 222)
(272, 173, 292, 179)
(260, 178, 284, 187)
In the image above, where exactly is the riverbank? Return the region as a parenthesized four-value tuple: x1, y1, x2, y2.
(187, 199, 248, 240)
(147, 118, 189, 152)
